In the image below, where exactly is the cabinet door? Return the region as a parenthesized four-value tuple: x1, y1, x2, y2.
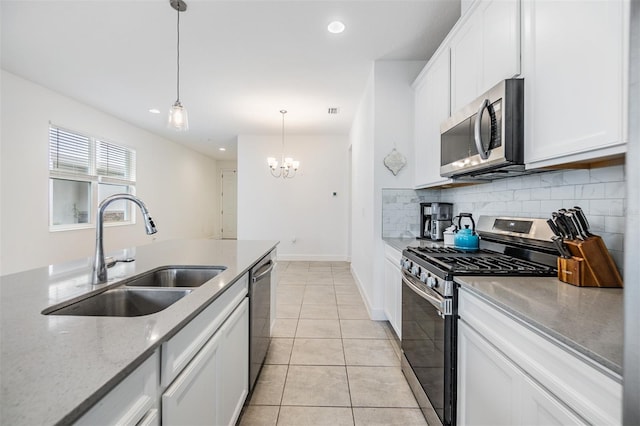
(75, 351, 159, 426)
(521, 375, 586, 426)
(162, 327, 223, 425)
(414, 49, 452, 188)
(457, 320, 521, 425)
(450, 0, 521, 112)
(383, 257, 401, 339)
(450, 12, 482, 112)
(218, 297, 249, 426)
(523, 0, 627, 167)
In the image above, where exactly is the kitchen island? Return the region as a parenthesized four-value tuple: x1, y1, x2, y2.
(0, 239, 278, 425)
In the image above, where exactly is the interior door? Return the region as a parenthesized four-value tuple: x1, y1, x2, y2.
(221, 169, 237, 239)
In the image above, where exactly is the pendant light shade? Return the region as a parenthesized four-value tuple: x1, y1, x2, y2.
(168, 100, 188, 131)
(168, 0, 189, 131)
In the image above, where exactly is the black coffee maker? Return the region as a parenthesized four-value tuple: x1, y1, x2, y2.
(418, 203, 432, 239)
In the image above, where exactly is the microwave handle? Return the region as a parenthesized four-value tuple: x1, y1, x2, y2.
(474, 98, 491, 160)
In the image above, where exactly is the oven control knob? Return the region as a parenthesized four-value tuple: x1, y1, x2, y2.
(427, 276, 438, 289)
(411, 265, 420, 276)
(402, 259, 412, 270)
(420, 271, 429, 283)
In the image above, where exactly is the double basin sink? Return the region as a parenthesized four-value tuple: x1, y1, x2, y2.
(42, 266, 226, 318)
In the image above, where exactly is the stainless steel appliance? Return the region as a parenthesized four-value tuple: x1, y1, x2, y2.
(249, 253, 274, 391)
(401, 216, 558, 425)
(430, 202, 453, 241)
(440, 79, 524, 179)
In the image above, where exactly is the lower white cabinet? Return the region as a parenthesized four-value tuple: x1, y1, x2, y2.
(75, 351, 159, 426)
(383, 244, 402, 339)
(458, 320, 584, 425)
(163, 297, 249, 426)
(458, 288, 622, 425)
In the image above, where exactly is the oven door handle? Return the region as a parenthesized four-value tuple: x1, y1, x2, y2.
(401, 270, 452, 316)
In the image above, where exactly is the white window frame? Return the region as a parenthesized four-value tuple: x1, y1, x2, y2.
(48, 124, 137, 232)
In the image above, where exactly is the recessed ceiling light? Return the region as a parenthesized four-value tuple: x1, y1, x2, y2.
(219, 147, 226, 151)
(327, 21, 345, 34)
(149, 108, 161, 114)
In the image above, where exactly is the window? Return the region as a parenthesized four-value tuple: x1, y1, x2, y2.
(49, 125, 136, 230)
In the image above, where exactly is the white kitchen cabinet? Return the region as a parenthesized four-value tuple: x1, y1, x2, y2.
(383, 244, 402, 339)
(75, 351, 159, 426)
(414, 48, 453, 188)
(458, 287, 622, 425)
(163, 297, 249, 426)
(522, 0, 628, 168)
(458, 320, 585, 425)
(450, 0, 521, 112)
(218, 296, 249, 426)
(161, 274, 248, 387)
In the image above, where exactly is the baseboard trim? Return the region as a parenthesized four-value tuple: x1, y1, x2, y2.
(350, 265, 387, 321)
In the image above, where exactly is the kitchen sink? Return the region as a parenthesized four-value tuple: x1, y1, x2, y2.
(43, 287, 193, 317)
(123, 266, 227, 288)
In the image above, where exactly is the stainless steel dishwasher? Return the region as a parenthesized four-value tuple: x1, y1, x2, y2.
(249, 253, 274, 391)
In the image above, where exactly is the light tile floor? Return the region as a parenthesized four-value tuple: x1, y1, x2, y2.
(238, 261, 427, 426)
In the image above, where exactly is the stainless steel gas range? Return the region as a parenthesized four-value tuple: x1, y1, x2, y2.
(400, 216, 558, 426)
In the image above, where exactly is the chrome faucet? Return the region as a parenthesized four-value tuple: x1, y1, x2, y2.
(92, 194, 157, 284)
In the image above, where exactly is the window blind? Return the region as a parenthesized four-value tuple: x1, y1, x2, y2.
(49, 127, 92, 175)
(48, 125, 136, 182)
(96, 140, 136, 182)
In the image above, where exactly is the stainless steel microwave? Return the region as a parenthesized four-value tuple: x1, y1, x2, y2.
(440, 79, 524, 179)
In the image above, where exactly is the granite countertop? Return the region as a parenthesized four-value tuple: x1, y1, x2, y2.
(383, 237, 624, 377)
(0, 239, 278, 426)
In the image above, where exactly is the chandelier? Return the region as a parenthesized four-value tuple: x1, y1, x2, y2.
(167, 0, 189, 131)
(267, 110, 300, 178)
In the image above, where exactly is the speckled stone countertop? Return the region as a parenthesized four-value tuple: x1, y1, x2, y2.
(383, 238, 624, 377)
(0, 239, 278, 426)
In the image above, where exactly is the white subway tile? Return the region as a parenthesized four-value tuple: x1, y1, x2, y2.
(605, 182, 625, 199)
(576, 183, 605, 199)
(514, 189, 531, 201)
(562, 169, 590, 184)
(531, 187, 551, 200)
(589, 199, 624, 216)
(550, 186, 575, 200)
(540, 171, 564, 187)
(605, 216, 626, 233)
(590, 165, 625, 183)
(600, 232, 624, 251)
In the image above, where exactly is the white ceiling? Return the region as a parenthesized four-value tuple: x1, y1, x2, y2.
(1, 0, 460, 160)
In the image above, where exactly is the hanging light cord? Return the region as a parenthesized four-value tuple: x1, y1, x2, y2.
(281, 110, 286, 162)
(176, 5, 181, 103)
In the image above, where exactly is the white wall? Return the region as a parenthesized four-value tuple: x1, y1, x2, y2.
(0, 71, 219, 275)
(237, 134, 349, 261)
(350, 60, 425, 318)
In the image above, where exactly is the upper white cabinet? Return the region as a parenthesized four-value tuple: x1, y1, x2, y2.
(522, 0, 628, 167)
(450, 0, 521, 112)
(414, 48, 453, 188)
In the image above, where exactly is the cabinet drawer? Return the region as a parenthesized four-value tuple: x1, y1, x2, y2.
(161, 274, 248, 387)
(75, 351, 159, 426)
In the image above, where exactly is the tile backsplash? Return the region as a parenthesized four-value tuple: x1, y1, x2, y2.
(382, 165, 626, 271)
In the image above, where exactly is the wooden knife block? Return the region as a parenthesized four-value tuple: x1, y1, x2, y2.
(559, 237, 623, 287)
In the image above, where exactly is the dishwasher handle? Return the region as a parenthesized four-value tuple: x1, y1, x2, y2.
(252, 260, 275, 283)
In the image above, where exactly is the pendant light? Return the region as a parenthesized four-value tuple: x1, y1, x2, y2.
(168, 0, 189, 131)
(267, 110, 300, 179)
